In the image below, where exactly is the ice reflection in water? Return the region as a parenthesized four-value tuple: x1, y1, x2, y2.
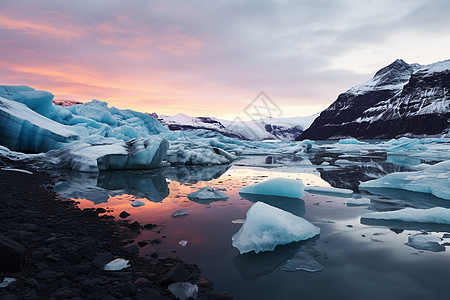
(53, 152, 450, 300)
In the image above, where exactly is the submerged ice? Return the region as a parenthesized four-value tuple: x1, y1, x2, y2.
(232, 202, 320, 254)
(406, 233, 445, 252)
(239, 178, 305, 199)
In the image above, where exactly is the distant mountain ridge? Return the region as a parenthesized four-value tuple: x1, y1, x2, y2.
(299, 59, 450, 140)
(156, 113, 318, 141)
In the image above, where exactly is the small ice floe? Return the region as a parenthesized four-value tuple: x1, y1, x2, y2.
(347, 197, 371, 206)
(187, 186, 228, 201)
(361, 207, 450, 225)
(0, 167, 33, 175)
(0, 277, 16, 288)
(232, 219, 245, 224)
(171, 208, 189, 217)
(179, 240, 188, 247)
(232, 202, 320, 254)
(131, 200, 145, 207)
(359, 160, 450, 200)
(239, 178, 305, 198)
(406, 233, 445, 252)
(103, 258, 130, 271)
(279, 252, 323, 273)
(305, 186, 353, 196)
(168, 282, 198, 300)
(338, 138, 365, 145)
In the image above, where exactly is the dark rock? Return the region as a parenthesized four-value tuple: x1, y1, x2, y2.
(128, 221, 140, 230)
(136, 287, 161, 300)
(144, 223, 157, 230)
(118, 281, 137, 297)
(96, 208, 107, 214)
(135, 277, 152, 289)
(137, 241, 149, 247)
(0, 234, 27, 272)
(64, 251, 81, 265)
(150, 239, 162, 246)
(36, 269, 56, 279)
(51, 288, 81, 298)
(150, 250, 159, 258)
(78, 247, 96, 260)
(0, 294, 22, 300)
(119, 211, 130, 218)
(123, 244, 139, 254)
(160, 263, 189, 286)
(207, 292, 234, 300)
(92, 252, 113, 269)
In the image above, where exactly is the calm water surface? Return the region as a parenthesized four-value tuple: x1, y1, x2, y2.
(54, 152, 450, 300)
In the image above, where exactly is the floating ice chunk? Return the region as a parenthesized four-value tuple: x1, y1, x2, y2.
(45, 136, 169, 172)
(172, 208, 189, 217)
(103, 258, 130, 271)
(361, 207, 450, 224)
(338, 138, 365, 145)
(359, 160, 450, 200)
(232, 219, 245, 224)
(305, 186, 353, 196)
(187, 186, 228, 201)
(232, 202, 320, 254)
(179, 240, 188, 247)
(0, 96, 79, 152)
(131, 200, 145, 207)
(165, 141, 236, 165)
(0, 277, 16, 288)
(239, 178, 305, 199)
(0, 167, 33, 174)
(168, 282, 198, 300)
(279, 252, 323, 273)
(406, 233, 445, 252)
(347, 197, 371, 205)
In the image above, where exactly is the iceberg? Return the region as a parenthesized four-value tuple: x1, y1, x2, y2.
(0, 96, 79, 152)
(406, 233, 445, 252)
(187, 186, 228, 202)
(103, 258, 130, 271)
(305, 186, 353, 196)
(338, 138, 365, 145)
(361, 207, 450, 225)
(359, 160, 450, 200)
(232, 202, 320, 254)
(168, 282, 198, 300)
(239, 178, 305, 199)
(0, 85, 54, 116)
(43, 136, 169, 172)
(347, 197, 371, 205)
(131, 200, 145, 207)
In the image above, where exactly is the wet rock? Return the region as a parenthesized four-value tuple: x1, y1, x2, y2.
(92, 252, 113, 269)
(137, 241, 149, 247)
(160, 263, 189, 286)
(128, 221, 140, 230)
(119, 211, 130, 218)
(123, 244, 139, 254)
(144, 223, 157, 230)
(136, 287, 161, 300)
(0, 234, 27, 272)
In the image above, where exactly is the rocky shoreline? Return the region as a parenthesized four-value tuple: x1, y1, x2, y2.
(0, 157, 229, 300)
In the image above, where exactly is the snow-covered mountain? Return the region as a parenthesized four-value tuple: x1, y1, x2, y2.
(156, 113, 318, 141)
(299, 59, 450, 140)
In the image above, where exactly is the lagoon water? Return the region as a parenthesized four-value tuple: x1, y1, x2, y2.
(54, 146, 450, 300)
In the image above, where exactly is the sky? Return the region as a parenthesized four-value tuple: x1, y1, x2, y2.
(0, 0, 449, 120)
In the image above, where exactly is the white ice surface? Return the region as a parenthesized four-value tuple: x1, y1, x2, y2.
(239, 178, 305, 198)
(232, 202, 320, 254)
(0, 167, 33, 174)
(347, 197, 371, 205)
(187, 186, 228, 201)
(0, 277, 16, 288)
(359, 160, 450, 200)
(103, 258, 130, 271)
(361, 207, 450, 224)
(168, 282, 198, 300)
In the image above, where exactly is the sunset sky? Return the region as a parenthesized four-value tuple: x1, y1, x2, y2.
(0, 0, 449, 119)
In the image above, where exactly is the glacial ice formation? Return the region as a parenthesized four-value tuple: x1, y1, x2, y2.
(359, 160, 450, 200)
(361, 207, 450, 224)
(187, 186, 228, 201)
(0, 96, 79, 152)
(406, 233, 445, 252)
(338, 138, 365, 145)
(43, 136, 169, 172)
(232, 202, 320, 254)
(347, 197, 371, 205)
(239, 178, 305, 199)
